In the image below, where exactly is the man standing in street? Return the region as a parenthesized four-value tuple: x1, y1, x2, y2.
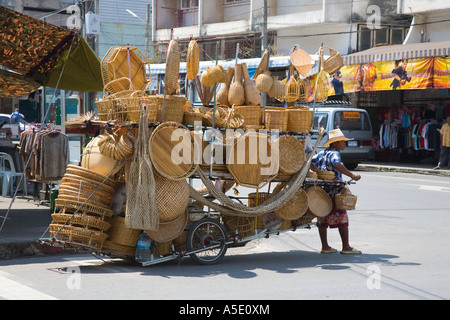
(434, 115, 450, 170)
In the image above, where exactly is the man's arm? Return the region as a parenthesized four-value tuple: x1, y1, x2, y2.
(333, 162, 361, 181)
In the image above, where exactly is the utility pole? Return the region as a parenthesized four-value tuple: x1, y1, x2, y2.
(261, 0, 268, 53)
(145, 3, 150, 57)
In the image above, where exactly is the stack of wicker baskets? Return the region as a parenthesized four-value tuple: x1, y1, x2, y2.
(50, 165, 117, 250)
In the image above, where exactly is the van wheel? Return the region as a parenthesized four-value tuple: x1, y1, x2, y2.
(346, 162, 358, 170)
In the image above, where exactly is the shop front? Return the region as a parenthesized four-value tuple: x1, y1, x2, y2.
(339, 41, 450, 164)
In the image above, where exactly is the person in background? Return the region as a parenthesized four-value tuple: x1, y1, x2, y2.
(10, 107, 25, 123)
(331, 70, 344, 100)
(433, 115, 450, 170)
(310, 129, 362, 255)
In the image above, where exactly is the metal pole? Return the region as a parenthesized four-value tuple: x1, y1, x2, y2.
(146, 3, 150, 57)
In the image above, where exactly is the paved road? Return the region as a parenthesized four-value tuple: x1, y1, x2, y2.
(0, 171, 449, 301)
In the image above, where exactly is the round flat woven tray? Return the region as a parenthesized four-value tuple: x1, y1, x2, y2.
(272, 183, 309, 220)
(305, 186, 332, 218)
(278, 135, 305, 175)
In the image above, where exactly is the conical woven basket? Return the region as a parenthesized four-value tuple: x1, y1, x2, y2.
(155, 173, 190, 222)
(253, 49, 269, 79)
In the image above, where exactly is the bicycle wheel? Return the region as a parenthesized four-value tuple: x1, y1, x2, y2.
(186, 217, 228, 265)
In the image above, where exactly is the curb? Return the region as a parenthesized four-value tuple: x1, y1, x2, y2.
(357, 164, 450, 176)
(0, 241, 83, 260)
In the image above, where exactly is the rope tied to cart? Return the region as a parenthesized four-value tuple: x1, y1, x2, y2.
(189, 128, 325, 217)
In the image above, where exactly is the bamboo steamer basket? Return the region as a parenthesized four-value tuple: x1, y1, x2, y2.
(65, 165, 117, 189)
(101, 46, 150, 92)
(277, 135, 305, 175)
(81, 136, 120, 177)
(107, 216, 140, 247)
(242, 63, 261, 106)
(272, 183, 309, 220)
(165, 40, 180, 95)
(186, 39, 200, 80)
(253, 49, 269, 79)
(228, 63, 245, 106)
(305, 186, 332, 218)
(216, 67, 234, 106)
(264, 108, 288, 131)
(54, 198, 114, 219)
(226, 132, 278, 189)
(51, 213, 111, 232)
(233, 106, 262, 127)
(255, 70, 273, 93)
(248, 192, 273, 230)
(146, 209, 188, 242)
(146, 94, 186, 123)
(149, 122, 198, 180)
(287, 106, 313, 133)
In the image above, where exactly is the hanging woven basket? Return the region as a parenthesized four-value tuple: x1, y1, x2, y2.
(186, 38, 199, 80)
(165, 40, 180, 95)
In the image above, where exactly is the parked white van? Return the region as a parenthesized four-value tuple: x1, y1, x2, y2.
(309, 101, 374, 169)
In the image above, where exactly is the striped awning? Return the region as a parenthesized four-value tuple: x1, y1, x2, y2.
(343, 40, 450, 65)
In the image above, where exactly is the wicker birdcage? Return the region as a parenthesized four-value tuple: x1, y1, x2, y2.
(284, 65, 300, 102)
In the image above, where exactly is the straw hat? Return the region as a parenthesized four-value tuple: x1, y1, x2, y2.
(323, 128, 354, 147)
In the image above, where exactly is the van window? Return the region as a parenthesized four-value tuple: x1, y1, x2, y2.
(312, 113, 328, 130)
(334, 111, 371, 130)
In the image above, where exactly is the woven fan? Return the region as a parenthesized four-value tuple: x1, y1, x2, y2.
(194, 75, 215, 106)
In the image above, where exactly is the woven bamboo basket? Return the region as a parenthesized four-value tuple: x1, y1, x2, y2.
(97, 89, 143, 123)
(56, 194, 112, 211)
(335, 187, 357, 210)
(317, 170, 336, 180)
(58, 185, 112, 207)
(146, 209, 188, 242)
(186, 39, 199, 80)
(154, 241, 173, 257)
(275, 78, 288, 102)
(107, 216, 140, 247)
(226, 132, 278, 189)
(248, 192, 272, 230)
(183, 111, 203, 126)
(284, 74, 300, 102)
(267, 77, 285, 98)
(264, 108, 288, 131)
(277, 135, 305, 175)
(286, 106, 313, 133)
(173, 231, 187, 252)
(314, 70, 330, 103)
(149, 122, 198, 180)
(50, 224, 108, 250)
(323, 47, 343, 75)
(255, 70, 273, 93)
(279, 219, 292, 230)
(155, 173, 190, 222)
(305, 186, 332, 218)
(54, 198, 115, 219)
(294, 211, 315, 227)
(165, 40, 180, 95)
(233, 106, 261, 127)
(297, 78, 307, 102)
(81, 136, 121, 177)
(203, 107, 229, 128)
(104, 77, 131, 95)
(290, 48, 314, 77)
(61, 173, 116, 194)
(145, 94, 186, 123)
(51, 213, 111, 232)
(223, 215, 255, 238)
(272, 183, 309, 220)
(102, 240, 136, 257)
(66, 165, 117, 189)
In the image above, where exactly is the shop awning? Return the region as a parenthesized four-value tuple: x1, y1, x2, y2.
(0, 6, 103, 97)
(343, 41, 450, 65)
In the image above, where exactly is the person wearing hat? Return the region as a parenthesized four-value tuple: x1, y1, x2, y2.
(310, 128, 361, 255)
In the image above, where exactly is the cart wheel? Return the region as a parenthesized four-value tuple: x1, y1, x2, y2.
(186, 217, 228, 265)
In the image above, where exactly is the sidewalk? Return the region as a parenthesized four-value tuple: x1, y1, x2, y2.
(0, 162, 449, 259)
